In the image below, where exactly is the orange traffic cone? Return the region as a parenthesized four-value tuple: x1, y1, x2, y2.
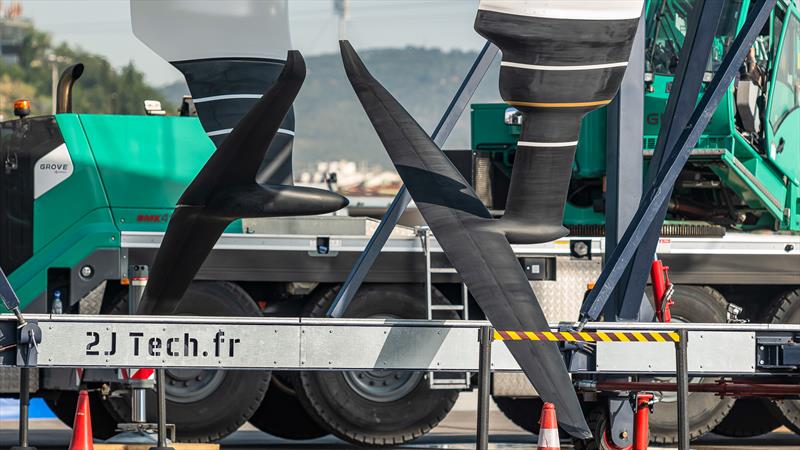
(537, 402, 560, 450)
(68, 390, 94, 450)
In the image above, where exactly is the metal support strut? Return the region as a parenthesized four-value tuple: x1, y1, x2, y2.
(476, 325, 492, 450)
(578, 0, 778, 327)
(676, 330, 690, 450)
(151, 368, 173, 450)
(11, 367, 35, 450)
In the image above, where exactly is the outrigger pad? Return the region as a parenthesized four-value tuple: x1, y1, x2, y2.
(340, 40, 590, 438)
(137, 51, 348, 316)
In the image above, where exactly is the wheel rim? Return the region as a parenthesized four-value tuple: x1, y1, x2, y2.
(342, 313, 423, 403)
(164, 368, 226, 404)
(343, 370, 424, 403)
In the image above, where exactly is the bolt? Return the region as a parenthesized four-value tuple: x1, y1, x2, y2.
(620, 431, 629, 440)
(183, 381, 189, 387)
(196, 376, 202, 381)
(80, 265, 94, 278)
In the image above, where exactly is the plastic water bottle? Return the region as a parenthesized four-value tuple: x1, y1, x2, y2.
(51, 290, 63, 314)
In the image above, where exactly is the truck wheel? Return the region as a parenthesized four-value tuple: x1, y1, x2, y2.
(492, 396, 545, 433)
(764, 288, 800, 435)
(295, 284, 459, 446)
(647, 285, 735, 444)
(713, 398, 782, 437)
(106, 281, 271, 442)
(44, 390, 121, 440)
(248, 372, 329, 440)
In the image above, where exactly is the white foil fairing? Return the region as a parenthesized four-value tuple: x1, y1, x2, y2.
(130, 0, 291, 62)
(478, 0, 643, 20)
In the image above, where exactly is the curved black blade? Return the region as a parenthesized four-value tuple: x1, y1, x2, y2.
(138, 51, 348, 315)
(180, 51, 306, 205)
(340, 40, 590, 439)
(136, 208, 229, 314)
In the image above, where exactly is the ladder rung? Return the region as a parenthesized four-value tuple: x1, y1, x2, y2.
(430, 268, 457, 273)
(430, 305, 465, 310)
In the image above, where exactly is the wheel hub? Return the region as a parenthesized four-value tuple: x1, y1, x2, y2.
(164, 368, 226, 404)
(343, 369, 424, 403)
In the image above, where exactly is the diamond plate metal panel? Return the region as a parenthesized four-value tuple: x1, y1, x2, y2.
(533, 257, 601, 322)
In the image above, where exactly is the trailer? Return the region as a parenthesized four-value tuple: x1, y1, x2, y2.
(2, 312, 799, 450)
(1, 0, 799, 446)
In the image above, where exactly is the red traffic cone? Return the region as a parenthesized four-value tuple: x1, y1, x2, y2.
(537, 402, 560, 450)
(68, 390, 94, 450)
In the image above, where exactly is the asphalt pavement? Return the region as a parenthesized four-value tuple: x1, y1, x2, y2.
(2, 394, 799, 449)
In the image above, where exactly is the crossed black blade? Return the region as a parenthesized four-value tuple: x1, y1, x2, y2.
(339, 41, 590, 438)
(137, 51, 348, 316)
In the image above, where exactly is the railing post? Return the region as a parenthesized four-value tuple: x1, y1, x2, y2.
(11, 367, 35, 450)
(476, 325, 493, 450)
(676, 329, 689, 450)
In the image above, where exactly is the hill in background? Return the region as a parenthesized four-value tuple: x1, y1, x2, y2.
(160, 47, 503, 169)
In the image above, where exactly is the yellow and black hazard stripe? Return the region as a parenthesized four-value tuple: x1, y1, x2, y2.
(493, 330, 680, 343)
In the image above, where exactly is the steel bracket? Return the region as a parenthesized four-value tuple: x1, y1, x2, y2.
(608, 393, 635, 448)
(16, 321, 41, 368)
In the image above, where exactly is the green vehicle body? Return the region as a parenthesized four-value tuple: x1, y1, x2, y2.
(1, 114, 225, 312)
(471, 0, 800, 233)
(3, 0, 799, 316)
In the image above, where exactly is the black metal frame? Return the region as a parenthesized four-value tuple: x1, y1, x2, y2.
(579, 0, 778, 326)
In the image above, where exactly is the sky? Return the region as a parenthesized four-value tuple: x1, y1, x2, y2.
(19, 0, 486, 86)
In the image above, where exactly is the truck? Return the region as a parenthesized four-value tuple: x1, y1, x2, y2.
(0, 0, 798, 445)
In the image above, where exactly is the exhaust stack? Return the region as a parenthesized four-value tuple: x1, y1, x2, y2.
(56, 63, 84, 114)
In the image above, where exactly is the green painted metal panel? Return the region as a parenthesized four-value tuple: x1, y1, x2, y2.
(79, 114, 215, 212)
(33, 115, 111, 252)
(7, 208, 119, 311)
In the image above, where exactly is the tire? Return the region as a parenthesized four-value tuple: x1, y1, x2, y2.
(295, 284, 459, 446)
(572, 406, 611, 450)
(713, 398, 782, 437)
(763, 288, 800, 435)
(248, 372, 329, 440)
(492, 396, 545, 434)
(647, 285, 735, 444)
(106, 281, 272, 442)
(44, 390, 121, 440)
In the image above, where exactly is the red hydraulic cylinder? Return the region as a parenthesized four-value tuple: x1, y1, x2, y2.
(650, 259, 673, 322)
(633, 393, 654, 450)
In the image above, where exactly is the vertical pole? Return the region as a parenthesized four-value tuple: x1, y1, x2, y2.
(12, 367, 35, 450)
(129, 265, 148, 314)
(128, 265, 149, 426)
(50, 62, 57, 115)
(150, 369, 173, 450)
(476, 325, 492, 450)
(675, 330, 689, 450)
(603, 12, 653, 322)
(424, 230, 433, 320)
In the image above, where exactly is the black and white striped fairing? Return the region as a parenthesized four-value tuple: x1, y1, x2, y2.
(475, 0, 642, 244)
(174, 58, 295, 186)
